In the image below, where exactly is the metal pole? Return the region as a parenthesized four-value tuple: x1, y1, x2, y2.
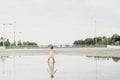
(19, 32, 22, 48)
(2, 23, 12, 48)
(3, 24, 5, 47)
(106, 37, 108, 47)
(14, 22, 16, 46)
(19, 32, 22, 41)
(95, 20, 97, 47)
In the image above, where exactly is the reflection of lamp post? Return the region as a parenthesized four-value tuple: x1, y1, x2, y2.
(0, 56, 9, 80)
(1, 56, 5, 74)
(13, 56, 16, 80)
(95, 57, 98, 80)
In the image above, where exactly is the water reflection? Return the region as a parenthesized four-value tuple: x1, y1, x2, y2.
(86, 56, 120, 80)
(112, 57, 120, 62)
(0, 56, 16, 80)
(0, 56, 9, 80)
(87, 56, 120, 62)
(0, 55, 120, 80)
(47, 61, 57, 79)
(0, 56, 9, 61)
(0, 56, 9, 74)
(95, 57, 98, 80)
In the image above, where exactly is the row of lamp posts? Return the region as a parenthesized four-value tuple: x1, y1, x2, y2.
(0, 22, 20, 48)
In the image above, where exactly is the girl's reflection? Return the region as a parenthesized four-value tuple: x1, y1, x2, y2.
(47, 61, 57, 79)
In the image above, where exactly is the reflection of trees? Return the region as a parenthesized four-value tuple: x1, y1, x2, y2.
(94, 56, 111, 60)
(87, 56, 111, 60)
(0, 56, 9, 62)
(112, 57, 120, 62)
(0, 56, 9, 75)
(87, 56, 120, 62)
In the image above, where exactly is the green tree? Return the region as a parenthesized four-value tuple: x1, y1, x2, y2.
(17, 40, 22, 47)
(73, 34, 120, 46)
(78, 40, 85, 45)
(84, 38, 94, 45)
(4, 39, 10, 46)
(11, 41, 16, 46)
(22, 41, 38, 46)
(73, 40, 79, 45)
(111, 34, 120, 45)
(100, 36, 107, 45)
(107, 37, 112, 45)
(0, 37, 4, 46)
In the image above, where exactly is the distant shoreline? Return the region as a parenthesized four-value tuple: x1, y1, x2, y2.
(0, 48, 120, 57)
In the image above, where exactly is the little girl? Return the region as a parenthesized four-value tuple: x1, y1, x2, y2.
(48, 46, 56, 62)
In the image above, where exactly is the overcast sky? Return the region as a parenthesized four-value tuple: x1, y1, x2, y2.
(0, 0, 120, 45)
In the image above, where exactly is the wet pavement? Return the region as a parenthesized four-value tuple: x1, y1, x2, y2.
(0, 55, 120, 80)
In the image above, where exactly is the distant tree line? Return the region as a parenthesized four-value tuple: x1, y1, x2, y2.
(0, 37, 38, 48)
(73, 34, 120, 46)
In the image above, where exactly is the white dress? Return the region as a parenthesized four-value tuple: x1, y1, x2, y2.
(49, 49, 55, 58)
(47, 62, 56, 76)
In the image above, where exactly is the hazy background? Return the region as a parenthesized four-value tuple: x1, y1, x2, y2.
(0, 0, 120, 45)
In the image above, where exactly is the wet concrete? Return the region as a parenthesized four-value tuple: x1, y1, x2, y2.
(0, 48, 120, 57)
(0, 55, 120, 80)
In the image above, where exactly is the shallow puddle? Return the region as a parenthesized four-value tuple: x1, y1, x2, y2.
(0, 55, 120, 80)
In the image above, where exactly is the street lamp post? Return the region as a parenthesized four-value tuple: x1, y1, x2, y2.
(19, 32, 22, 48)
(95, 20, 97, 47)
(2, 23, 12, 48)
(13, 21, 16, 46)
(3, 24, 5, 47)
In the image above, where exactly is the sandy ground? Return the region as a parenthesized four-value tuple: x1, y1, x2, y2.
(0, 48, 120, 57)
